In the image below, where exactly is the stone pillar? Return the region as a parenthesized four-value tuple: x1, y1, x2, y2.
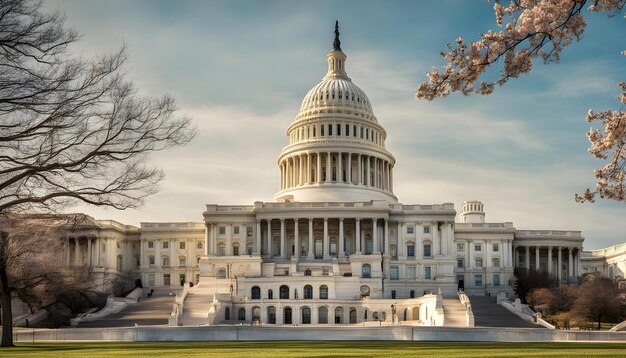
(535, 246, 540, 271)
(432, 222, 439, 256)
(384, 219, 389, 255)
(308, 218, 314, 259)
(372, 218, 379, 254)
(548, 246, 553, 274)
(468, 240, 473, 268)
(348, 152, 352, 183)
(355, 219, 361, 254)
(74, 238, 80, 266)
(525, 246, 530, 270)
(389, 164, 393, 192)
(307, 153, 312, 184)
(227, 224, 233, 256)
(323, 218, 329, 259)
(87, 238, 92, 266)
(366, 156, 370, 186)
(398, 221, 405, 259)
(568, 248, 573, 279)
(416, 223, 422, 259)
(557, 246, 562, 283)
(576, 248, 581, 277)
(155, 237, 161, 268)
(96, 238, 101, 267)
(339, 218, 345, 258)
(338, 152, 343, 183)
(139, 238, 144, 268)
(326, 152, 331, 183)
(205, 223, 210, 256)
(256, 220, 262, 255)
(294, 219, 299, 259)
(357, 154, 362, 184)
(267, 219, 272, 257)
(280, 219, 285, 258)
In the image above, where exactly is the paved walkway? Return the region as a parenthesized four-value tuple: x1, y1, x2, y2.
(442, 296, 467, 327)
(78, 295, 175, 327)
(468, 296, 541, 328)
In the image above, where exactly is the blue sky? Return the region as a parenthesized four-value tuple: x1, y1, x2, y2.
(45, 0, 625, 249)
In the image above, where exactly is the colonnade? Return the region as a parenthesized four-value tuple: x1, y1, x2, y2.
(65, 237, 105, 268)
(513, 245, 582, 281)
(278, 152, 393, 192)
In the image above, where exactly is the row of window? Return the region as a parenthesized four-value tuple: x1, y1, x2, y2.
(217, 225, 254, 237)
(405, 226, 431, 234)
(147, 255, 200, 267)
(389, 265, 432, 280)
(146, 273, 200, 287)
(227, 305, 359, 324)
(459, 274, 501, 287)
(456, 258, 501, 269)
(146, 241, 201, 250)
(250, 285, 330, 300)
(456, 243, 500, 252)
(289, 123, 384, 146)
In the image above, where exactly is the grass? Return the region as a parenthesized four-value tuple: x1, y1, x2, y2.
(1, 341, 626, 357)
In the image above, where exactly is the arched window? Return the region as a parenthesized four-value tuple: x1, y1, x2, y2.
(148, 255, 155, 266)
(304, 268, 312, 276)
(217, 243, 225, 256)
(423, 243, 432, 257)
(362, 264, 371, 278)
(279, 285, 289, 299)
(410, 290, 415, 299)
(492, 258, 500, 268)
(319, 285, 328, 299)
(283, 307, 292, 324)
(217, 269, 226, 279)
(238, 307, 245, 321)
(301, 307, 311, 324)
(251, 286, 260, 299)
(225, 307, 230, 321)
(335, 307, 344, 324)
(161, 256, 169, 267)
(267, 306, 276, 324)
(233, 244, 239, 256)
(304, 285, 313, 299)
(268, 289, 274, 299)
(252, 307, 261, 323)
(349, 308, 357, 324)
(318, 306, 328, 324)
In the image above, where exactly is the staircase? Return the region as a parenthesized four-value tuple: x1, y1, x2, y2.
(469, 296, 540, 328)
(442, 296, 468, 327)
(180, 284, 217, 326)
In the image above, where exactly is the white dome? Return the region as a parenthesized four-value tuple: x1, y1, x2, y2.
(299, 77, 373, 114)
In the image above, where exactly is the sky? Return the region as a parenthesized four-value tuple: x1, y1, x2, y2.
(44, 0, 625, 249)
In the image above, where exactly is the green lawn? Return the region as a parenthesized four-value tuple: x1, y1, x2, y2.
(1, 341, 626, 357)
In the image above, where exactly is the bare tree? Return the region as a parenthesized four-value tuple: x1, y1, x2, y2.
(574, 276, 624, 330)
(415, 0, 626, 203)
(0, 0, 195, 346)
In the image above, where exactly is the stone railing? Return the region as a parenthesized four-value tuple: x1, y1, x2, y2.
(168, 285, 189, 326)
(499, 298, 555, 329)
(70, 288, 143, 327)
(609, 319, 626, 332)
(457, 291, 474, 327)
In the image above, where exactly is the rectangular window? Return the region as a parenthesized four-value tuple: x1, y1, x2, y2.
(457, 259, 464, 268)
(328, 124, 332, 136)
(180, 241, 186, 250)
(247, 245, 253, 255)
(163, 274, 171, 286)
(149, 256, 155, 265)
(493, 243, 499, 252)
(474, 244, 481, 252)
(475, 259, 483, 268)
(457, 243, 464, 251)
(196, 241, 203, 249)
(219, 226, 226, 235)
(407, 245, 415, 257)
(390, 266, 399, 280)
(162, 241, 168, 249)
(493, 274, 500, 286)
(148, 274, 155, 286)
(179, 274, 185, 286)
(313, 126, 317, 137)
(148, 241, 154, 249)
(345, 124, 349, 136)
(391, 290, 396, 299)
(407, 226, 414, 234)
(247, 226, 253, 237)
(179, 257, 186, 266)
(475, 275, 483, 287)
(424, 266, 431, 280)
(353, 125, 357, 137)
(337, 124, 341, 136)
(360, 127, 363, 138)
(218, 245, 225, 256)
(330, 239, 337, 256)
(233, 245, 239, 256)
(406, 266, 415, 280)
(321, 125, 324, 136)
(234, 226, 240, 235)
(423, 244, 431, 257)
(423, 226, 430, 234)
(366, 128, 369, 140)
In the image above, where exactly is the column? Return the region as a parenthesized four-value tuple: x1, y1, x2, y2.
(355, 219, 361, 254)
(384, 219, 389, 255)
(139, 238, 144, 268)
(326, 152, 331, 183)
(468, 240, 473, 268)
(576, 248, 581, 277)
(323, 218, 329, 259)
(348, 152, 352, 183)
(205, 224, 210, 256)
(415, 223, 422, 259)
(74, 238, 80, 266)
(294, 219, 299, 259)
(557, 246, 562, 283)
(568, 248, 573, 279)
(372, 218, 379, 254)
(280, 219, 285, 258)
(398, 221, 405, 259)
(96, 237, 101, 267)
(338, 152, 343, 183)
(432, 222, 439, 256)
(535, 246, 540, 270)
(390, 165, 393, 192)
(357, 154, 362, 184)
(227, 224, 233, 256)
(308, 218, 314, 259)
(339, 218, 345, 258)
(155, 237, 161, 267)
(317, 153, 322, 184)
(279, 162, 283, 190)
(307, 153, 312, 184)
(525, 246, 530, 270)
(170, 238, 175, 267)
(548, 246, 553, 275)
(366, 156, 370, 186)
(256, 220, 262, 255)
(87, 238, 92, 266)
(267, 219, 272, 257)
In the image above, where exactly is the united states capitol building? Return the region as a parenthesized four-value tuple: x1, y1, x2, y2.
(62, 26, 625, 327)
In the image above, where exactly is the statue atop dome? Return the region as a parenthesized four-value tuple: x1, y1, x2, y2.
(333, 20, 341, 51)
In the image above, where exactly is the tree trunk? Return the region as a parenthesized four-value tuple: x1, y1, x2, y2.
(597, 315, 602, 331)
(0, 232, 13, 347)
